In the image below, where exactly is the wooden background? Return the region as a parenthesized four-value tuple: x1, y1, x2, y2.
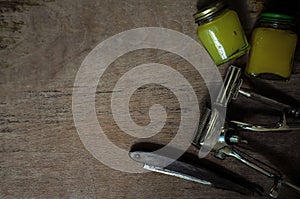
(1, 0, 300, 198)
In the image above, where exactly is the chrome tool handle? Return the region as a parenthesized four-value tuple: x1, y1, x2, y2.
(230, 113, 300, 131)
(238, 88, 299, 118)
(216, 146, 300, 198)
(129, 146, 263, 196)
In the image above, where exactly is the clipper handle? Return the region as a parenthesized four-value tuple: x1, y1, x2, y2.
(238, 88, 299, 118)
(216, 146, 300, 198)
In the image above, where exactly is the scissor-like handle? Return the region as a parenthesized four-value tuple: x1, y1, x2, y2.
(215, 146, 300, 198)
(238, 88, 299, 118)
(129, 143, 263, 196)
(230, 113, 300, 132)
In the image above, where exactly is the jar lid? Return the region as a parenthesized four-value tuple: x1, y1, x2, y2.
(193, 1, 227, 23)
(260, 12, 295, 24)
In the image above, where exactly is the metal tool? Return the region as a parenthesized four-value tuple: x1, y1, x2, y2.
(193, 106, 300, 198)
(192, 65, 300, 198)
(129, 65, 300, 198)
(129, 143, 263, 196)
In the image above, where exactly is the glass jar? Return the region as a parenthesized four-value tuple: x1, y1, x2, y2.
(246, 13, 298, 80)
(193, 1, 249, 65)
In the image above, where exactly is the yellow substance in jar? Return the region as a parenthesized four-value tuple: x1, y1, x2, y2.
(246, 27, 297, 80)
(197, 10, 249, 65)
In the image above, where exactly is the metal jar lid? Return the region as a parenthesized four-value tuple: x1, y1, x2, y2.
(193, 1, 227, 24)
(260, 12, 295, 25)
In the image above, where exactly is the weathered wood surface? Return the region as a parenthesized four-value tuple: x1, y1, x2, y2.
(1, 0, 300, 198)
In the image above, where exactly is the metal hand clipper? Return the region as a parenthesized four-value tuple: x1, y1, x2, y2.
(129, 66, 300, 198)
(193, 65, 300, 198)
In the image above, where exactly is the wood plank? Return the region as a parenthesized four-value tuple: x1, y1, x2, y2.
(1, 0, 299, 198)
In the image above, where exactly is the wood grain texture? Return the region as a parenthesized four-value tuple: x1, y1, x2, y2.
(1, 0, 300, 198)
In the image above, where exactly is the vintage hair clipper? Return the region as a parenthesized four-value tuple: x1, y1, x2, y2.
(129, 66, 300, 198)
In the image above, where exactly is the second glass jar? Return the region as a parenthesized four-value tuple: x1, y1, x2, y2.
(245, 13, 298, 80)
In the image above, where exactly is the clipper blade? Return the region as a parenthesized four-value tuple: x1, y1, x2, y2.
(193, 108, 211, 148)
(216, 65, 243, 105)
(193, 65, 243, 149)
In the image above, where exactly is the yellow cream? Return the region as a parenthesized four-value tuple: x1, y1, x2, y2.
(196, 10, 249, 65)
(246, 27, 297, 80)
